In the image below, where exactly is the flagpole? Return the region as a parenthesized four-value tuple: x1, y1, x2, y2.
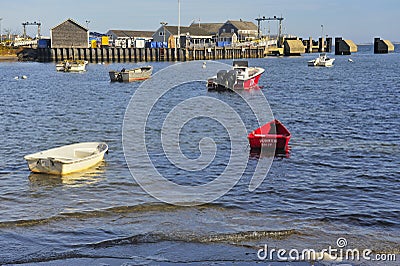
(175, 0, 181, 60)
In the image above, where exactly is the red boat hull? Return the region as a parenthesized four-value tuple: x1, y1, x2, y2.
(242, 73, 262, 89)
(248, 119, 291, 151)
(234, 71, 263, 90)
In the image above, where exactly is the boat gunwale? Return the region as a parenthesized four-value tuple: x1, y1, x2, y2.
(248, 119, 291, 138)
(24, 142, 108, 165)
(236, 67, 265, 81)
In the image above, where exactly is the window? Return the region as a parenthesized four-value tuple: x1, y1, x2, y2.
(222, 29, 226, 33)
(231, 29, 234, 33)
(159, 32, 164, 36)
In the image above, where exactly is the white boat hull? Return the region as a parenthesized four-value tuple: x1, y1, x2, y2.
(56, 60, 88, 72)
(308, 54, 335, 67)
(24, 142, 108, 175)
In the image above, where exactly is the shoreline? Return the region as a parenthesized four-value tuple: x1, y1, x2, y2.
(0, 55, 18, 62)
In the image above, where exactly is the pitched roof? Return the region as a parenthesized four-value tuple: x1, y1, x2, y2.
(227, 20, 258, 31)
(164, 26, 211, 37)
(51, 18, 88, 31)
(107, 30, 154, 38)
(164, 26, 189, 35)
(189, 23, 224, 35)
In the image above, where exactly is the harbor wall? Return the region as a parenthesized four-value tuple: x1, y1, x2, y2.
(374, 37, 395, 54)
(335, 37, 358, 55)
(33, 47, 267, 63)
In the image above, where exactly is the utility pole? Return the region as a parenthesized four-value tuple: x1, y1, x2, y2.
(175, 0, 181, 60)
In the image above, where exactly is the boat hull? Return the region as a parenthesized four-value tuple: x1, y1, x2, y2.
(308, 59, 335, 67)
(248, 134, 290, 150)
(24, 142, 108, 175)
(235, 71, 263, 89)
(110, 66, 153, 82)
(248, 119, 291, 151)
(207, 67, 264, 90)
(56, 60, 88, 72)
(308, 54, 335, 67)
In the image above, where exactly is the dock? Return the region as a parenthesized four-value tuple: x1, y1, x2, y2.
(27, 46, 269, 62)
(265, 37, 332, 56)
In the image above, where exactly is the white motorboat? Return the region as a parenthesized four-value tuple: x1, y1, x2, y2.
(56, 60, 88, 72)
(308, 53, 335, 67)
(24, 142, 108, 175)
(207, 60, 265, 90)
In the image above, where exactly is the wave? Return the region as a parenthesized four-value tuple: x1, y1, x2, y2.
(90, 229, 298, 248)
(1, 229, 298, 265)
(320, 213, 400, 228)
(0, 202, 240, 228)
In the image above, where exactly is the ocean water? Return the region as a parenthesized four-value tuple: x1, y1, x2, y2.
(0, 45, 399, 265)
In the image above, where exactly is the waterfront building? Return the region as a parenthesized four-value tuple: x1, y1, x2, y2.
(50, 19, 89, 48)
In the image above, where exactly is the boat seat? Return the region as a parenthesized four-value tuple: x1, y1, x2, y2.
(74, 148, 97, 158)
(268, 125, 277, 134)
(52, 157, 75, 162)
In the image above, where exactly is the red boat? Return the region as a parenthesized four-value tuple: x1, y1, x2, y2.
(248, 119, 291, 151)
(207, 60, 264, 90)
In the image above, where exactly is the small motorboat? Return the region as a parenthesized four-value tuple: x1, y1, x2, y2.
(248, 119, 291, 151)
(24, 142, 108, 175)
(56, 60, 88, 72)
(109, 66, 153, 82)
(207, 60, 264, 90)
(308, 53, 335, 67)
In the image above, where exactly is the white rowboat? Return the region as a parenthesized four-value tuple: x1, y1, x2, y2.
(24, 142, 108, 175)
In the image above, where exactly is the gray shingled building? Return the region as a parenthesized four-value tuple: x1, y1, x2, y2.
(218, 20, 258, 41)
(50, 19, 88, 48)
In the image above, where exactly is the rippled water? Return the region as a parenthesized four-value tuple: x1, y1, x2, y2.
(0, 45, 399, 265)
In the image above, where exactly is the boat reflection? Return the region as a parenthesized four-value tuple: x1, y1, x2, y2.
(249, 147, 290, 159)
(28, 161, 107, 188)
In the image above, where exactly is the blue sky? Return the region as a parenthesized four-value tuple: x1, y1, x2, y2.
(1, 0, 399, 43)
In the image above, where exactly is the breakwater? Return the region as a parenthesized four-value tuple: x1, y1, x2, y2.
(24, 47, 267, 62)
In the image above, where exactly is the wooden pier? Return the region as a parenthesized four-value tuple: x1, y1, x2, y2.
(33, 47, 267, 63)
(20, 36, 338, 62)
